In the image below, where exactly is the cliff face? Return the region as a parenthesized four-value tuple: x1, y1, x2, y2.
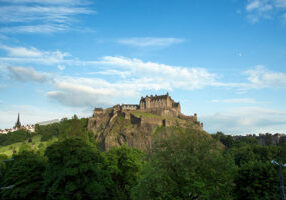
(88, 106, 203, 151)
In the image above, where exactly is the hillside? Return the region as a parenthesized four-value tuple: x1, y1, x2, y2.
(88, 106, 204, 151)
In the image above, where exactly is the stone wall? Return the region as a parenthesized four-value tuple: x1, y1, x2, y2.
(122, 104, 139, 111)
(140, 117, 164, 127)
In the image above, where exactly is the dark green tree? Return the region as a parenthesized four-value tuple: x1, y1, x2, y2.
(0, 151, 46, 200)
(106, 145, 145, 200)
(278, 140, 286, 163)
(0, 129, 30, 146)
(234, 161, 280, 200)
(44, 138, 113, 200)
(132, 128, 235, 200)
(212, 131, 235, 148)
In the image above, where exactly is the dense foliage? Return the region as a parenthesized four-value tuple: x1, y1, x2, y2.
(0, 151, 46, 200)
(0, 129, 31, 146)
(35, 115, 90, 142)
(0, 119, 286, 200)
(132, 129, 235, 200)
(106, 145, 145, 200)
(44, 138, 113, 200)
(213, 132, 286, 200)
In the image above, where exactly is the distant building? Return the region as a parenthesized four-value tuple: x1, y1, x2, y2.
(0, 113, 41, 134)
(14, 113, 21, 129)
(36, 119, 59, 126)
(257, 133, 286, 145)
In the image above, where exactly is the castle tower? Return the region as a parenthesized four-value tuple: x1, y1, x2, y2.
(14, 113, 21, 129)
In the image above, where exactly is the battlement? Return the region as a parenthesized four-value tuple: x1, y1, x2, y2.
(121, 104, 139, 111)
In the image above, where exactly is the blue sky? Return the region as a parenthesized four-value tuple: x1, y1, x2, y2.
(0, 0, 286, 134)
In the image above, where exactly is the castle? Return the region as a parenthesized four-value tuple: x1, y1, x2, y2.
(88, 93, 203, 150)
(116, 93, 181, 117)
(90, 93, 203, 129)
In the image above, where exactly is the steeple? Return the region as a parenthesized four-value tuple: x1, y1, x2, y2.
(14, 112, 21, 129)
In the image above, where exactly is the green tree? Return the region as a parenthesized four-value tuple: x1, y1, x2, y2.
(278, 140, 286, 163)
(106, 145, 145, 200)
(234, 161, 280, 200)
(44, 138, 113, 200)
(212, 131, 235, 148)
(36, 122, 60, 142)
(0, 151, 46, 200)
(230, 144, 280, 167)
(132, 128, 235, 200)
(0, 129, 30, 146)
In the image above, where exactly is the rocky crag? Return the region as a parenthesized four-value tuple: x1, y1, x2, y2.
(88, 93, 203, 151)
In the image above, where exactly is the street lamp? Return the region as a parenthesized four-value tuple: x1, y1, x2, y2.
(271, 160, 286, 200)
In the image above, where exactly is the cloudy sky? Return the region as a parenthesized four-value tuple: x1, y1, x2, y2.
(0, 0, 286, 134)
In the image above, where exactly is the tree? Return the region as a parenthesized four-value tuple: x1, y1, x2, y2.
(0, 129, 30, 146)
(44, 138, 113, 200)
(35, 122, 60, 142)
(132, 128, 235, 200)
(234, 161, 280, 200)
(278, 140, 286, 163)
(212, 132, 234, 148)
(106, 145, 145, 200)
(0, 151, 46, 200)
(230, 144, 280, 167)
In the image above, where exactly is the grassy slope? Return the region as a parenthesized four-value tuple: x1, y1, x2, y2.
(0, 135, 58, 157)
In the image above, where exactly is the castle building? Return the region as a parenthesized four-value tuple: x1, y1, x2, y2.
(139, 92, 181, 113)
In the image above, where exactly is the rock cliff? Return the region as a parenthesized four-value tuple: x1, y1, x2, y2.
(88, 105, 203, 151)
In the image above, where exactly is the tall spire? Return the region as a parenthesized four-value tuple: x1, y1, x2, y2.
(14, 112, 21, 129)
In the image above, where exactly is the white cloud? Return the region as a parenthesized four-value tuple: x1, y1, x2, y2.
(87, 69, 132, 78)
(96, 56, 217, 90)
(246, 0, 263, 11)
(0, 0, 85, 5)
(0, 0, 94, 33)
(211, 98, 257, 104)
(0, 44, 43, 57)
(0, 44, 70, 64)
(2, 45, 285, 92)
(46, 77, 137, 107)
(0, 24, 68, 34)
(117, 37, 184, 47)
(244, 65, 286, 88)
(245, 0, 286, 23)
(202, 106, 286, 134)
(0, 6, 92, 23)
(57, 65, 66, 70)
(8, 66, 51, 83)
(44, 55, 219, 107)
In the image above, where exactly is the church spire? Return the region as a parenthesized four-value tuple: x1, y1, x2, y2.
(14, 112, 21, 129)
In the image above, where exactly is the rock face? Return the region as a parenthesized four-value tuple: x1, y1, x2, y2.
(88, 94, 203, 151)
